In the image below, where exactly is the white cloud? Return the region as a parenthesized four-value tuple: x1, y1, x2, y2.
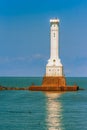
(32, 54, 44, 59)
(0, 54, 45, 64)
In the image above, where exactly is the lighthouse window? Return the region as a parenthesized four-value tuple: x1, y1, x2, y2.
(53, 59, 56, 62)
(54, 33, 55, 37)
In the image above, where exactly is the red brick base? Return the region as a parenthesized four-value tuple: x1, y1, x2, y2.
(42, 76, 66, 87)
(29, 76, 79, 91)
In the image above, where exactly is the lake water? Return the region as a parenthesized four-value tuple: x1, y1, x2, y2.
(0, 77, 87, 130)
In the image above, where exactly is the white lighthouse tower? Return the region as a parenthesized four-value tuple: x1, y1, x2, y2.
(46, 18, 63, 77)
(29, 18, 79, 91)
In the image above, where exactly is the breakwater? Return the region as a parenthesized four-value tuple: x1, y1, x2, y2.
(0, 85, 29, 90)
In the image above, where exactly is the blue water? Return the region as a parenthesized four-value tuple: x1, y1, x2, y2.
(0, 77, 87, 130)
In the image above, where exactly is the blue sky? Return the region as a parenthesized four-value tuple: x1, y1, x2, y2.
(0, 0, 87, 77)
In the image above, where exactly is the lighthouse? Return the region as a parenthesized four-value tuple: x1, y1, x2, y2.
(29, 18, 79, 91)
(46, 18, 63, 76)
(42, 18, 66, 88)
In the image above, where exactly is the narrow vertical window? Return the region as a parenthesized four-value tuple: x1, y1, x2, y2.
(54, 33, 55, 37)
